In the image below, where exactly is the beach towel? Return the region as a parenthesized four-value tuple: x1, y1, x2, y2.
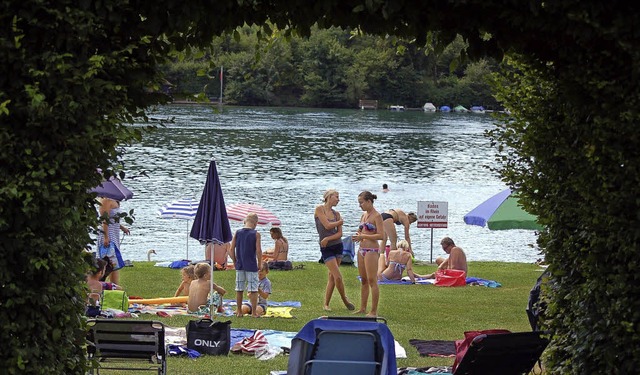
(466, 277, 502, 288)
(165, 327, 261, 348)
(262, 329, 298, 349)
(358, 276, 435, 285)
(369, 276, 501, 287)
(409, 339, 456, 357)
(263, 306, 295, 318)
(224, 299, 302, 308)
(397, 366, 453, 374)
(166, 326, 407, 359)
(130, 302, 297, 319)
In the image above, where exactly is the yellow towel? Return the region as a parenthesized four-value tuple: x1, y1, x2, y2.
(263, 306, 295, 318)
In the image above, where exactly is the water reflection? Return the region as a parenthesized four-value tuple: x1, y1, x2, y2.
(118, 105, 539, 264)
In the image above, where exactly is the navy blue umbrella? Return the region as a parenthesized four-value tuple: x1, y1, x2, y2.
(189, 160, 232, 314)
(190, 160, 232, 245)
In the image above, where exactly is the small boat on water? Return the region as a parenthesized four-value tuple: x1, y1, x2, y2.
(423, 102, 436, 112)
(389, 105, 405, 111)
(453, 105, 469, 113)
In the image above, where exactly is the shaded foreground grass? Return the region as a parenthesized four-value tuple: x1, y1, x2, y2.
(107, 260, 544, 374)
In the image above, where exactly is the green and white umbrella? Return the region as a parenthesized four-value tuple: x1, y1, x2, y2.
(463, 189, 542, 230)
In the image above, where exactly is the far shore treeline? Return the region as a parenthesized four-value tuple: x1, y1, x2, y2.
(161, 25, 500, 110)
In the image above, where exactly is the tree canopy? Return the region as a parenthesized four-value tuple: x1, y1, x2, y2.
(162, 27, 497, 109)
(1, 1, 639, 373)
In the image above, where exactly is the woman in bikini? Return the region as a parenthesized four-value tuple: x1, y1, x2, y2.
(314, 189, 355, 311)
(353, 191, 384, 317)
(262, 227, 289, 261)
(378, 208, 417, 276)
(378, 240, 425, 283)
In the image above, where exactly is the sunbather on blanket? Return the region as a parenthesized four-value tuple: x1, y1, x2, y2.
(423, 237, 468, 278)
(86, 258, 123, 301)
(378, 240, 426, 283)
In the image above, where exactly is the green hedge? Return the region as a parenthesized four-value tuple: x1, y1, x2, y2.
(2, 1, 639, 373)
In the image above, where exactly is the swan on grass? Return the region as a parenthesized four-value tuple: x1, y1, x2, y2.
(147, 249, 157, 261)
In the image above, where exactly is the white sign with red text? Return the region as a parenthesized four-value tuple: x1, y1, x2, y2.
(417, 201, 448, 228)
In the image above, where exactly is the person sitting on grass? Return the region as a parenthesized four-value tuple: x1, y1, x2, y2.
(262, 227, 289, 262)
(174, 264, 196, 297)
(378, 240, 425, 283)
(240, 262, 272, 317)
(205, 242, 230, 269)
(423, 236, 468, 278)
(87, 257, 123, 293)
(187, 262, 227, 313)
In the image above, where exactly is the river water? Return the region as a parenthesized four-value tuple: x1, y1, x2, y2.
(116, 105, 540, 263)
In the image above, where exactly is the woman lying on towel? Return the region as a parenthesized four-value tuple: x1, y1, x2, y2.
(378, 240, 426, 284)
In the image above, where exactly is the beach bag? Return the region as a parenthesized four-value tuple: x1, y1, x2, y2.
(435, 269, 467, 287)
(101, 290, 129, 311)
(98, 242, 125, 271)
(340, 236, 356, 265)
(452, 329, 512, 372)
(186, 319, 231, 356)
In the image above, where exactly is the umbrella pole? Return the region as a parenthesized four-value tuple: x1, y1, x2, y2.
(209, 242, 215, 318)
(186, 220, 189, 260)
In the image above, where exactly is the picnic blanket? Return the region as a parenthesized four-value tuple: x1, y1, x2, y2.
(130, 301, 298, 319)
(165, 327, 407, 358)
(358, 276, 435, 285)
(465, 277, 502, 288)
(165, 327, 293, 348)
(409, 339, 456, 357)
(225, 299, 302, 308)
(363, 276, 501, 287)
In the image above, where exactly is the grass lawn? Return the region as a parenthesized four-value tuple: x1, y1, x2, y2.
(105, 260, 544, 374)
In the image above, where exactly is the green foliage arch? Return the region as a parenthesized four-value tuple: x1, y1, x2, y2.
(1, 1, 639, 373)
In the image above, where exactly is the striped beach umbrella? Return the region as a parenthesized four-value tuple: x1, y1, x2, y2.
(463, 189, 542, 230)
(226, 203, 281, 226)
(158, 198, 199, 258)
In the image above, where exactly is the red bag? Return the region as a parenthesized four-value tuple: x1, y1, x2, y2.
(434, 269, 467, 287)
(452, 329, 512, 372)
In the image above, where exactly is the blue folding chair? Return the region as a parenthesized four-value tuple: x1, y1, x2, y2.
(287, 317, 396, 375)
(304, 330, 380, 375)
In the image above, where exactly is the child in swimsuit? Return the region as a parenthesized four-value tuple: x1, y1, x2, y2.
(240, 262, 272, 316)
(187, 263, 227, 313)
(174, 265, 195, 297)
